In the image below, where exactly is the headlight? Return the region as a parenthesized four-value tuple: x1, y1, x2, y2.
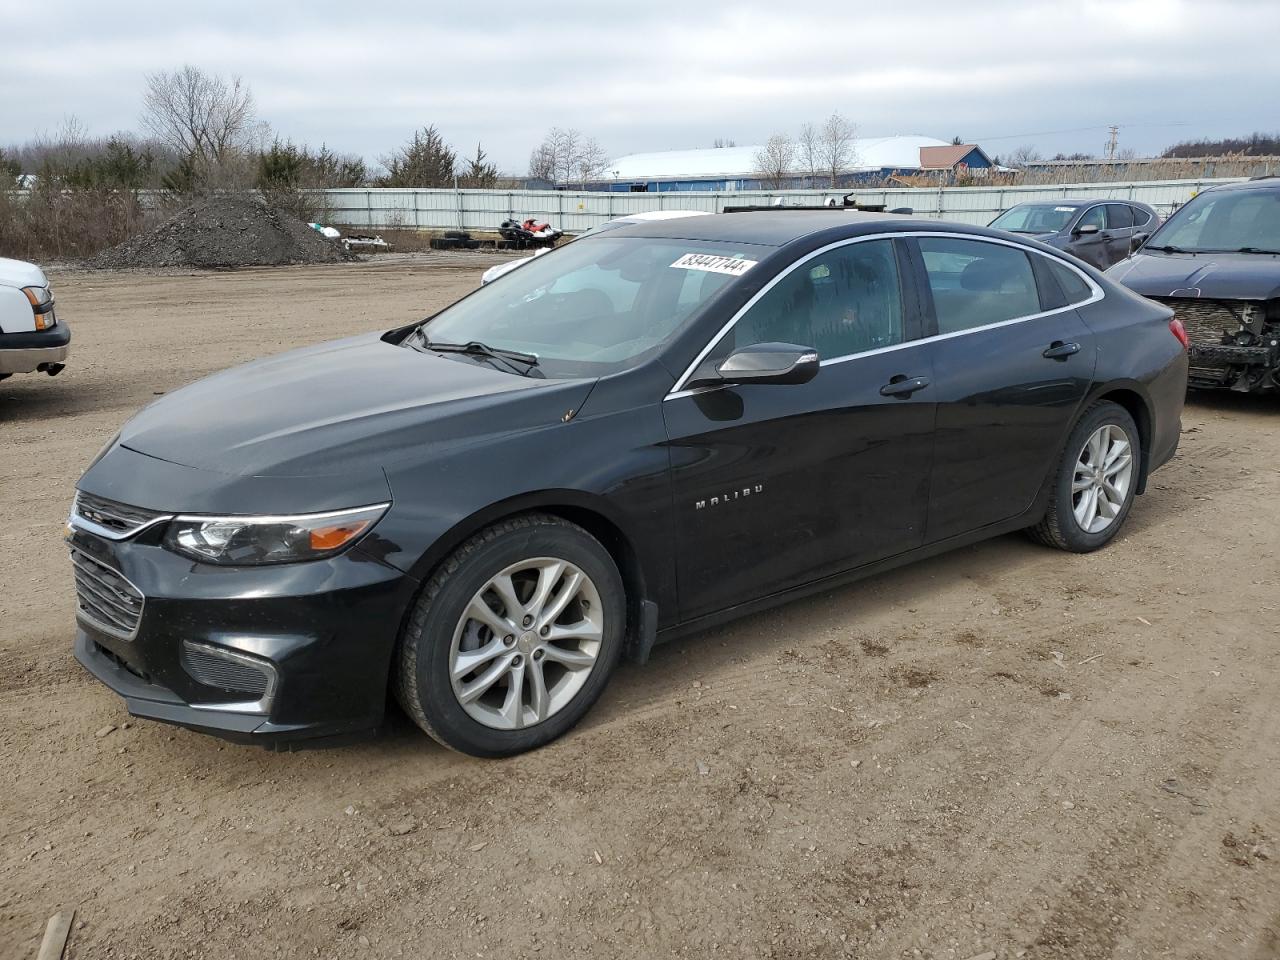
(22, 285, 52, 307)
(163, 503, 389, 565)
(23, 285, 56, 330)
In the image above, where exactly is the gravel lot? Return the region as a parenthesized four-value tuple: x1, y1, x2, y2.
(2, 256, 1278, 960)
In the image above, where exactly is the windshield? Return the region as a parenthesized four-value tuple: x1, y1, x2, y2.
(417, 236, 766, 377)
(1147, 188, 1280, 253)
(990, 203, 1080, 234)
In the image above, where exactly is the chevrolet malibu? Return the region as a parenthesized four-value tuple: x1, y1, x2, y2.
(70, 212, 1188, 757)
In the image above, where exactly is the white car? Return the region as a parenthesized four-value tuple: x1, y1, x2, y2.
(480, 209, 712, 285)
(0, 257, 68, 380)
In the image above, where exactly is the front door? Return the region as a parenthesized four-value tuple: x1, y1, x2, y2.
(663, 238, 936, 622)
(910, 235, 1096, 543)
(1067, 204, 1111, 269)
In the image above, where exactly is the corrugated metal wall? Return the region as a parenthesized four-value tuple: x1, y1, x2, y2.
(321, 177, 1244, 232)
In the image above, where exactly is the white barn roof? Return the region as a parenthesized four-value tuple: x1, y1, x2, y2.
(607, 135, 951, 182)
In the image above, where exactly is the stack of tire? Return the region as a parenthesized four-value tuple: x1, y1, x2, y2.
(430, 230, 481, 251)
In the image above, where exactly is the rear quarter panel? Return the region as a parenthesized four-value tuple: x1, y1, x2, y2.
(1079, 281, 1186, 475)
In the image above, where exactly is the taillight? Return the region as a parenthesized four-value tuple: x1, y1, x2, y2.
(1169, 317, 1189, 350)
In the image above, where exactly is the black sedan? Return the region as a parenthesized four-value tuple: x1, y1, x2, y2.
(1107, 176, 1280, 394)
(69, 212, 1188, 757)
(989, 199, 1160, 270)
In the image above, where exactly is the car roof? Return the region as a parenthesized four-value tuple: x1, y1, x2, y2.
(1005, 198, 1153, 209)
(1205, 176, 1280, 193)
(612, 210, 711, 223)
(605, 210, 1008, 247)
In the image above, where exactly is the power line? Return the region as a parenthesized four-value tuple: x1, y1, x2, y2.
(973, 121, 1190, 143)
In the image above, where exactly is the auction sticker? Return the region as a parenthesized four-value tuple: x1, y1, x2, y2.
(670, 253, 758, 276)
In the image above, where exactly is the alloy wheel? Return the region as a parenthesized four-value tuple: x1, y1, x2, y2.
(1072, 423, 1135, 534)
(448, 557, 604, 730)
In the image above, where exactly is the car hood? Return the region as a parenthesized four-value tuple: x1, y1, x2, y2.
(1107, 251, 1280, 301)
(0, 256, 47, 289)
(118, 332, 596, 479)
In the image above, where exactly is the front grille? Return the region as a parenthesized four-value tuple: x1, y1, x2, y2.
(73, 491, 169, 539)
(1153, 297, 1244, 345)
(180, 642, 274, 699)
(71, 548, 144, 640)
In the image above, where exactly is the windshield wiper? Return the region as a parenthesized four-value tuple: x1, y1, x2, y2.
(1230, 246, 1280, 255)
(417, 335, 540, 376)
(1143, 244, 1192, 253)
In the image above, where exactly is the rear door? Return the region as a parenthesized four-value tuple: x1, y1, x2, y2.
(1128, 204, 1156, 251)
(908, 235, 1097, 543)
(663, 237, 936, 621)
(1102, 203, 1135, 267)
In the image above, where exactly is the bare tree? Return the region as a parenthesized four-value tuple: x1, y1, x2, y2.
(712, 138, 737, 148)
(797, 122, 821, 187)
(528, 127, 579, 183)
(753, 133, 795, 189)
(819, 112, 857, 187)
(575, 137, 609, 187)
(1009, 144, 1042, 168)
(527, 128, 609, 185)
(527, 143, 556, 182)
(141, 66, 256, 170)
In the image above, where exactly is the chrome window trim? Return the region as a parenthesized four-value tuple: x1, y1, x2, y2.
(665, 230, 1103, 401)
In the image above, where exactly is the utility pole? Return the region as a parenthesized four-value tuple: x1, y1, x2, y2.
(1105, 125, 1120, 161)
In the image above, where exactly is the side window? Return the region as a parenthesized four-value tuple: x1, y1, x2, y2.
(1045, 258, 1094, 306)
(1076, 206, 1106, 231)
(1106, 204, 1133, 229)
(733, 240, 904, 359)
(1130, 205, 1151, 228)
(919, 238, 1041, 334)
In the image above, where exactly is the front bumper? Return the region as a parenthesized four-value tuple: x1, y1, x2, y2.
(69, 523, 419, 748)
(0, 321, 71, 374)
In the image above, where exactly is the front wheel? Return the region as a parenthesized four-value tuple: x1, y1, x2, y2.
(395, 514, 625, 757)
(1029, 400, 1141, 552)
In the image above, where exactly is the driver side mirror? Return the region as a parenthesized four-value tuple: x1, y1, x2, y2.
(686, 342, 820, 389)
(1073, 223, 1100, 236)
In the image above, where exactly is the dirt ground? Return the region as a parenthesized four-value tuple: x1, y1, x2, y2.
(2, 255, 1278, 960)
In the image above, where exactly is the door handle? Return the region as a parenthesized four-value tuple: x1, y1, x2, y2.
(880, 375, 930, 398)
(1043, 340, 1081, 360)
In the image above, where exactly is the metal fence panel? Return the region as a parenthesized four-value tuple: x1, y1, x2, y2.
(318, 177, 1244, 232)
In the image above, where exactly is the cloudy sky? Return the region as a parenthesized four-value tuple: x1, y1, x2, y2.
(4, 0, 1278, 172)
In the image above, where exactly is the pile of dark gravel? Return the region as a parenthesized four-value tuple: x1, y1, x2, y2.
(91, 194, 355, 269)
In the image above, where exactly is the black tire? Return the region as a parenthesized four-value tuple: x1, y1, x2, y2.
(1029, 400, 1142, 552)
(394, 513, 625, 757)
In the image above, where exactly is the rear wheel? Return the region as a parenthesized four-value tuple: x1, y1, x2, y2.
(1030, 400, 1141, 552)
(395, 514, 625, 757)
